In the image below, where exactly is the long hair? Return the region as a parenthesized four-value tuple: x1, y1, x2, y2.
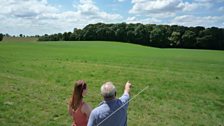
(70, 80, 87, 111)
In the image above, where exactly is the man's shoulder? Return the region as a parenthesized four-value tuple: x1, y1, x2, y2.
(91, 103, 106, 115)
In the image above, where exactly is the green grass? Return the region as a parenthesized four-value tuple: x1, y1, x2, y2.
(0, 41, 224, 126)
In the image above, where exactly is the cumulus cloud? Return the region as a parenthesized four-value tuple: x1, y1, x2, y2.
(178, 2, 204, 11)
(128, 0, 223, 27)
(170, 15, 224, 27)
(127, 16, 162, 24)
(0, 0, 60, 35)
(129, 0, 182, 14)
(0, 0, 58, 17)
(0, 0, 122, 35)
(73, 0, 122, 20)
(129, 0, 213, 15)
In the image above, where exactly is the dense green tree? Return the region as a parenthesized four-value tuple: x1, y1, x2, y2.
(38, 34, 49, 41)
(73, 29, 82, 40)
(115, 23, 127, 41)
(105, 27, 115, 41)
(134, 24, 149, 45)
(57, 33, 63, 40)
(62, 32, 72, 41)
(190, 26, 205, 36)
(196, 34, 213, 49)
(81, 24, 97, 40)
(181, 30, 197, 48)
(5, 33, 10, 37)
(0, 33, 3, 41)
(150, 27, 170, 47)
(209, 27, 223, 49)
(126, 30, 135, 43)
(169, 31, 181, 47)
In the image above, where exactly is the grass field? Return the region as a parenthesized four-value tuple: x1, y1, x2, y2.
(2, 37, 38, 42)
(0, 40, 224, 126)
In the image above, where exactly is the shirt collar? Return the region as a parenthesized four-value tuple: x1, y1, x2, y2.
(98, 99, 117, 106)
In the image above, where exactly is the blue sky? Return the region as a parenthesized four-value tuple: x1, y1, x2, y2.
(0, 0, 223, 35)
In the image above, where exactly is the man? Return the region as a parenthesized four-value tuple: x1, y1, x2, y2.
(87, 81, 132, 126)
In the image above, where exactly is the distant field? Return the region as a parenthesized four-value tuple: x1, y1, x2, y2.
(0, 41, 223, 126)
(2, 37, 38, 42)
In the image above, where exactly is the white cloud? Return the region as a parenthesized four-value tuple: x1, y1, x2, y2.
(129, 0, 182, 14)
(178, 2, 199, 11)
(0, 0, 60, 35)
(0, 0, 58, 16)
(0, 0, 122, 35)
(74, 0, 99, 15)
(127, 16, 162, 24)
(179, 1, 212, 11)
(148, 12, 176, 19)
(170, 15, 224, 27)
(74, 0, 122, 21)
(128, 0, 221, 28)
(129, 0, 213, 15)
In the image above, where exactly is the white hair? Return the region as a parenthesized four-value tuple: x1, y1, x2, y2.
(101, 82, 116, 98)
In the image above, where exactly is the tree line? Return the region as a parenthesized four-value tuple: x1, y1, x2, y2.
(37, 23, 223, 50)
(0, 33, 40, 41)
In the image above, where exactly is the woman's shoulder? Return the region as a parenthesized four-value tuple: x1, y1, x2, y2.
(82, 102, 91, 110)
(81, 102, 92, 113)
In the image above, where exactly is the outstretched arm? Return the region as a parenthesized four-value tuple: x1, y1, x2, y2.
(119, 81, 132, 104)
(124, 81, 132, 94)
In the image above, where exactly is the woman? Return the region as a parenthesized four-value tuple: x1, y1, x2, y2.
(68, 80, 92, 126)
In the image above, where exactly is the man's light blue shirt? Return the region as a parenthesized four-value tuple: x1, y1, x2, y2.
(87, 93, 130, 126)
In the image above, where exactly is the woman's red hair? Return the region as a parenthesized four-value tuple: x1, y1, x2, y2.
(70, 80, 87, 111)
